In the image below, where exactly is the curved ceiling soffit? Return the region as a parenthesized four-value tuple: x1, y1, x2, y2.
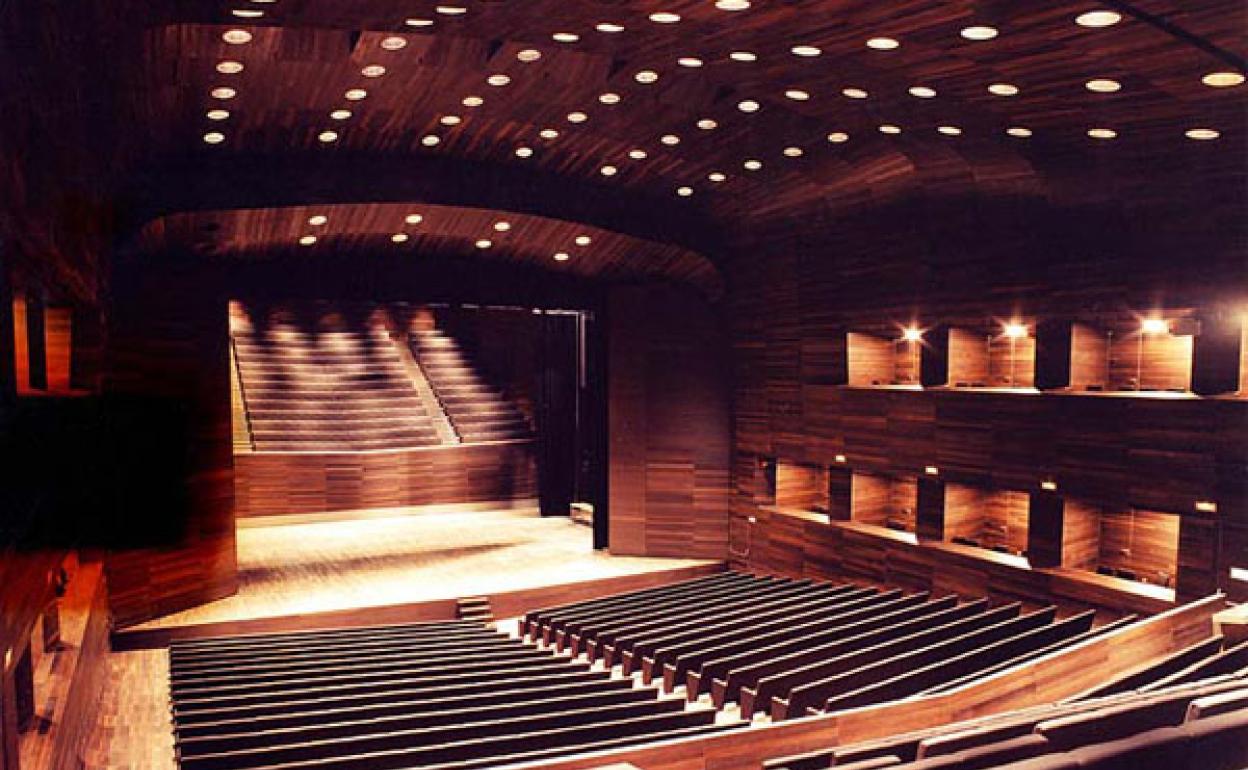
(131, 201, 726, 299)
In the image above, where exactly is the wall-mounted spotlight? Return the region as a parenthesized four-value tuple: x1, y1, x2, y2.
(902, 327, 923, 342)
(1140, 318, 1169, 335)
(924, 465, 940, 476)
(1003, 322, 1028, 339)
(833, 454, 847, 464)
(1195, 500, 1218, 513)
(1040, 480, 1058, 492)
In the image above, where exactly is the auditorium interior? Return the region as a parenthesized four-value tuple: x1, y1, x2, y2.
(2, 2, 1247, 769)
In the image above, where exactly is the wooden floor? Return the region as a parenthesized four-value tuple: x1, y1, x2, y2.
(133, 507, 714, 631)
(82, 650, 174, 770)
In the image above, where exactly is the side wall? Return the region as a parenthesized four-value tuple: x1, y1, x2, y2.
(609, 285, 732, 559)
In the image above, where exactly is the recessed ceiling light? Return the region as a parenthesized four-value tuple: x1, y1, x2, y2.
(827, 131, 849, 143)
(517, 49, 542, 62)
(515, 146, 534, 157)
(599, 92, 621, 105)
(308, 215, 328, 226)
(421, 134, 441, 146)
(203, 131, 225, 144)
(791, 45, 822, 57)
(345, 88, 368, 100)
(596, 22, 625, 33)
(405, 213, 424, 225)
(574, 235, 592, 246)
(650, 12, 681, 23)
(552, 32, 578, 43)
(554, 251, 571, 261)
(381, 36, 408, 51)
(783, 146, 804, 157)
(392, 233, 410, 243)
(1202, 71, 1245, 88)
(879, 124, 902, 134)
(708, 171, 727, 182)
(678, 57, 704, 68)
(539, 128, 559, 139)
(405, 18, 434, 27)
(361, 65, 386, 78)
(960, 25, 999, 41)
(299, 235, 317, 246)
(600, 165, 618, 176)
(909, 85, 937, 98)
(1085, 78, 1121, 92)
(207, 109, 231, 121)
(866, 37, 900, 50)
(785, 89, 810, 100)
(738, 99, 761, 112)
(842, 87, 869, 99)
(937, 125, 962, 136)
(216, 61, 245, 75)
(435, 5, 467, 14)
(494, 221, 512, 232)
(660, 134, 681, 145)
(567, 111, 588, 123)
(1087, 127, 1117, 139)
(317, 130, 339, 143)
(715, 0, 751, 9)
(222, 29, 253, 45)
(211, 87, 237, 100)
(1006, 126, 1033, 137)
(730, 51, 757, 62)
(635, 70, 659, 84)
(475, 239, 492, 249)
(487, 74, 511, 87)
(462, 96, 484, 107)
(743, 159, 762, 170)
(628, 149, 648, 159)
(231, 9, 264, 18)
(676, 186, 694, 197)
(988, 83, 1020, 96)
(440, 115, 462, 126)
(697, 118, 718, 130)
(330, 109, 352, 120)
(1185, 128, 1220, 140)
(1075, 10, 1121, 28)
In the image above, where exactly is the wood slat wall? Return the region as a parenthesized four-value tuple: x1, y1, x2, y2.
(608, 285, 730, 559)
(41, 308, 71, 395)
(233, 440, 537, 517)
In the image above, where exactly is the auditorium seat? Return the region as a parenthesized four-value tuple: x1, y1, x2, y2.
(231, 305, 442, 451)
(409, 328, 534, 443)
(168, 619, 746, 770)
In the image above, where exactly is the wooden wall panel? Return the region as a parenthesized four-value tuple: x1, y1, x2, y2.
(11, 297, 30, 395)
(775, 461, 826, 512)
(846, 333, 893, 387)
(1108, 330, 1193, 392)
(42, 307, 71, 395)
(1062, 498, 1102, 571)
(234, 440, 537, 517)
(608, 285, 730, 559)
(1070, 322, 1111, 391)
(947, 327, 990, 387)
(1099, 509, 1180, 586)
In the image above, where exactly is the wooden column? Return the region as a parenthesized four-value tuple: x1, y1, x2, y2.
(827, 466, 852, 521)
(1026, 490, 1064, 568)
(919, 325, 949, 387)
(1191, 309, 1243, 396)
(1034, 320, 1073, 390)
(24, 294, 46, 392)
(915, 476, 946, 541)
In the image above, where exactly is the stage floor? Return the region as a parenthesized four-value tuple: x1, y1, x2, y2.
(132, 506, 716, 631)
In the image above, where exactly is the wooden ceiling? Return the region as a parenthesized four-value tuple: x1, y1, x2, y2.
(80, 0, 1247, 290)
(134, 203, 725, 297)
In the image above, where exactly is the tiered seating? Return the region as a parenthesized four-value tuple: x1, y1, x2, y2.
(765, 670, 1248, 770)
(169, 620, 738, 770)
(1068, 637, 1248, 701)
(232, 307, 441, 452)
(410, 328, 532, 443)
(526, 572, 1105, 726)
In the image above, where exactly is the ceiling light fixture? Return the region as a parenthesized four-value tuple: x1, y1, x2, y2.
(743, 159, 762, 170)
(1185, 128, 1220, 140)
(360, 62, 385, 76)
(330, 109, 352, 120)
(782, 146, 803, 157)
(866, 37, 900, 50)
(216, 61, 244, 75)
(567, 111, 588, 123)
(539, 128, 559, 139)
(600, 165, 618, 176)
(827, 131, 849, 143)
(635, 70, 659, 84)
(435, 5, 467, 15)
(988, 83, 1020, 96)
(1075, 10, 1121, 28)
(552, 32, 578, 43)
(960, 25, 999, 41)
(649, 12, 681, 23)
(909, 85, 937, 98)
(299, 235, 317, 246)
(730, 51, 757, 62)
(405, 18, 434, 27)
(207, 109, 231, 121)
(462, 96, 484, 107)
(678, 56, 704, 68)
(1085, 78, 1121, 92)
(1007, 126, 1033, 137)
(494, 221, 511, 232)
(737, 99, 761, 112)
(628, 149, 648, 159)
(791, 45, 822, 57)
(345, 88, 368, 100)
(486, 74, 511, 86)
(697, 118, 718, 130)
(515, 146, 534, 157)
(1202, 71, 1245, 88)
(475, 239, 492, 249)
(421, 134, 441, 146)
(210, 87, 237, 100)
(708, 172, 727, 182)
(554, 252, 570, 261)
(203, 132, 225, 144)
(1087, 127, 1117, 139)
(405, 213, 423, 225)
(676, 186, 694, 196)
(596, 22, 625, 33)
(391, 233, 409, 243)
(232, 9, 264, 19)
(715, 0, 751, 9)
(661, 134, 681, 145)
(517, 49, 542, 62)
(842, 87, 869, 99)
(785, 89, 810, 101)
(222, 29, 253, 44)
(317, 130, 339, 143)
(575, 235, 592, 246)
(440, 115, 462, 126)
(879, 124, 902, 134)
(308, 215, 328, 226)
(381, 36, 408, 51)
(938, 125, 962, 135)
(599, 92, 621, 104)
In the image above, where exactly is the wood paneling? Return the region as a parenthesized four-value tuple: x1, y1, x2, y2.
(1108, 327, 1193, 392)
(775, 462, 826, 512)
(947, 327, 990, 388)
(1061, 498, 1102, 571)
(608, 285, 730, 559)
(852, 472, 916, 532)
(11, 297, 30, 395)
(1099, 508, 1181, 587)
(1070, 322, 1112, 391)
(234, 440, 537, 518)
(41, 308, 71, 395)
